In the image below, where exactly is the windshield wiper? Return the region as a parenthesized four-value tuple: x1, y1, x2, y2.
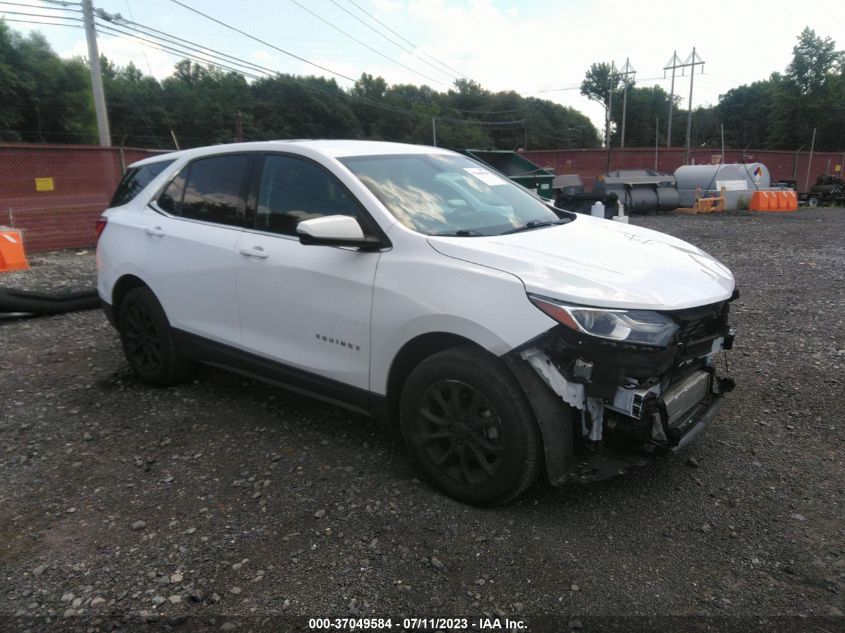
(429, 229, 485, 237)
(500, 219, 567, 235)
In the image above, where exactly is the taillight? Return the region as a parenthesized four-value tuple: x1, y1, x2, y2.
(95, 216, 108, 241)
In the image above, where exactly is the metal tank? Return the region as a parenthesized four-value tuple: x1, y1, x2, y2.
(592, 170, 680, 214)
(674, 163, 771, 210)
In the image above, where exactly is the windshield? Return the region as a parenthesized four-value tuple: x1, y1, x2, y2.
(340, 153, 563, 236)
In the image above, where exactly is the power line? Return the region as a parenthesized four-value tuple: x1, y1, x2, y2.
(166, 0, 358, 83)
(94, 21, 425, 121)
(96, 19, 274, 78)
(96, 23, 265, 79)
(0, 16, 82, 27)
(0, 1, 80, 11)
(0, 8, 80, 19)
(330, 0, 466, 82)
(5, 9, 532, 137)
(98, 10, 277, 75)
(287, 0, 445, 86)
(94, 11, 521, 127)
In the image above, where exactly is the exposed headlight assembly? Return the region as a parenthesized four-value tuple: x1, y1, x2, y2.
(528, 294, 679, 348)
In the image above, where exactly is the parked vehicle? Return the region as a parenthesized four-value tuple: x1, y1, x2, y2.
(97, 140, 737, 505)
(800, 175, 845, 207)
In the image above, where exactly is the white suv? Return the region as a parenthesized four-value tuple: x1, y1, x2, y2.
(97, 140, 737, 505)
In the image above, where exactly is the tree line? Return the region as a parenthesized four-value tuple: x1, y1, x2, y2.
(2, 20, 842, 153)
(582, 27, 845, 153)
(0, 20, 599, 150)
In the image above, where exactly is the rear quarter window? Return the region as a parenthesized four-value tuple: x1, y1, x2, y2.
(110, 160, 175, 207)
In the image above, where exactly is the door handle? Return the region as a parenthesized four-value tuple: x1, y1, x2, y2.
(145, 226, 164, 237)
(239, 246, 269, 259)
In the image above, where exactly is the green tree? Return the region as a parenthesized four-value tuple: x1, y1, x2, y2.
(715, 79, 777, 149)
(0, 22, 95, 143)
(103, 58, 172, 147)
(251, 74, 360, 141)
(786, 27, 841, 95)
(609, 85, 673, 147)
(162, 61, 254, 147)
(768, 28, 844, 150)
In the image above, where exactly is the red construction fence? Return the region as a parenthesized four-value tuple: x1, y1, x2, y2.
(0, 144, 164, 252)
(522, 147, 845, 193)
(1, 143, 843, 253)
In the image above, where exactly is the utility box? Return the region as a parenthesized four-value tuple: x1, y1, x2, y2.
(463, 150, 556, 199)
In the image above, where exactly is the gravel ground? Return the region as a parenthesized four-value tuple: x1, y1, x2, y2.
(1, 209, 843, 632)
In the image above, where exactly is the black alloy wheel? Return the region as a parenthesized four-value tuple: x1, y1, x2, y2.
(399, 345, 542, 505)
(123, 303, 163, 374)
(414, 379, 504, 486)
(118, 286, 188, 386)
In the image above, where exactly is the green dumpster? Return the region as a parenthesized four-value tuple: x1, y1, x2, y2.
(463, 149, 556, 199)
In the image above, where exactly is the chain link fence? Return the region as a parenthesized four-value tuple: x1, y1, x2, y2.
(2, 143, 843, 254)
(0, 144, 165, 253)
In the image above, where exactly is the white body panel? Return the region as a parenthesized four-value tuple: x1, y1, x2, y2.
(428, 214, 735, 310)
(368, 224, 555, 395)
(136, 208, 242, 345)
(98, 206, 242, 345)
(97, 140, 736, 404)
(234, 231, 378, 390)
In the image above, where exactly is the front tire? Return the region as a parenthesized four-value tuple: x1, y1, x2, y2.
(399, 346, 542, 505)
(118, 287, 188, 386)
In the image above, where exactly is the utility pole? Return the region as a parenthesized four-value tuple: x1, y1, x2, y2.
(805, 127, 816, 193)
(235, 111, 244, 142)
(431, 117, 436, 147)
(82, 0, 111, 146)
(654, 115, 659, 170)
(606, 60, 616, 172)
(618, 58, 636, 149)
(682, 47, 704, 165)
(663, 51, 682, 148)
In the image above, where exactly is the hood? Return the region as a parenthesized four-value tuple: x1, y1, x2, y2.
(427, 215, 735, 310)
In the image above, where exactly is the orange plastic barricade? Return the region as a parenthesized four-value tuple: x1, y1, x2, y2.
(749, 191, 767, 211)
(0, 228, 30, 272)
(786, 191, 798, 211)
(750, 190, 797, 212)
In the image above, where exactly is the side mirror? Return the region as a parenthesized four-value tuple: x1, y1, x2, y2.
(297, 215, 381, 249)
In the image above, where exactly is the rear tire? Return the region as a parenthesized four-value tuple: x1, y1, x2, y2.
(399, 346, 542, 505)
(118, 287, 188, 386)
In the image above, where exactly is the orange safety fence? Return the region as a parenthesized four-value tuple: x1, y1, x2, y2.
(0, 144, 166, 252)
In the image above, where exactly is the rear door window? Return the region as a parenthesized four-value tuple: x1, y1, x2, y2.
(110, 160, 174, 207)
(157, 154, 252, 227)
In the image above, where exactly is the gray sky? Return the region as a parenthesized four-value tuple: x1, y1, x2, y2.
(4, 0, 844, 133)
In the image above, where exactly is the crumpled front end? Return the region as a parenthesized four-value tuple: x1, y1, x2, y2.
(511, 295, 737, 484)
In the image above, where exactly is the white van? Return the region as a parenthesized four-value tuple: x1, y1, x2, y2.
(97, 140, 737, 505)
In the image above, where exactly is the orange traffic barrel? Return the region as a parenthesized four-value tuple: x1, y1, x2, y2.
(0, 228, 29, 272)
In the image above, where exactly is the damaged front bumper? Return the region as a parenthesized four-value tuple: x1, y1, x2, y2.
(509, 299, 737, 484)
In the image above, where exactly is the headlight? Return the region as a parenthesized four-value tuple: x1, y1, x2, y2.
(528, 294, 679, 347)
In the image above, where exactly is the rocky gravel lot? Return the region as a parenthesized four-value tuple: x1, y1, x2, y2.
(1, 209, 843, 632)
